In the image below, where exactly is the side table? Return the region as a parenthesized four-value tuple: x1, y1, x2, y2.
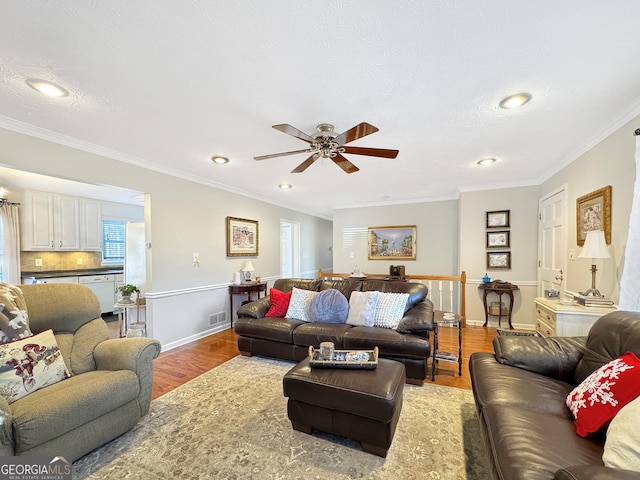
(478, 282, 520, 329)
(229, 282, 267, 326)
(115, 301, 146, 338)
(431, 310, 463, 381)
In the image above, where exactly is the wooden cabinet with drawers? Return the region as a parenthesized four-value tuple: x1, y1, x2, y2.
(534, 297, 616, 337)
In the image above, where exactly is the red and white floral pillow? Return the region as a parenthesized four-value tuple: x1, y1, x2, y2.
(566, 351, 640, 437)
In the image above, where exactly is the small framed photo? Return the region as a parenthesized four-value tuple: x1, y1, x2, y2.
(226, 216, 259, 257)
(486, 210, 510, 229)
(487, 251, 511, 269)
(486, 230, 510, 248)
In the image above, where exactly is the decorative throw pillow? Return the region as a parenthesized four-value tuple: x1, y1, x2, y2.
(0, 329, 71, 403)
(566, 351, 640, 437)
(603, 395, 640, 472)
(374, 292, 410, 329)
(285, 288, 319, 322)
(0, 283, 32, 344)
(309, 289, 349, 323)
(265, 288, 292, 317)
(346, 291, 380, 327)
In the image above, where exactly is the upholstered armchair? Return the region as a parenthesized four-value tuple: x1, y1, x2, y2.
(0, 283, 161, 461)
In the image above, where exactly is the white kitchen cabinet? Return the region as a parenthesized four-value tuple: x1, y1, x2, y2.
(80, 198, 102, 250)
(21, 191, 80, 250)
(23, 191, 55, 250)
(21, 191, 104, 251)
(534, 297, 616, 337)
(56, 194, 80, 250)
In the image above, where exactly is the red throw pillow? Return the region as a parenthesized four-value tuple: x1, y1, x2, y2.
(566, 351, 640, 437)
(265, 288, 292, 317)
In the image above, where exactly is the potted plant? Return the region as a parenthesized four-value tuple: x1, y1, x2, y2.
(116, 284, 139, 304)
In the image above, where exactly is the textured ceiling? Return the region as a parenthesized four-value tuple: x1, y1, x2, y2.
(1, 1, 639, 218)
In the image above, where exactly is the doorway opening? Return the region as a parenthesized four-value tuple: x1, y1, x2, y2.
(281, 220, 300, 278)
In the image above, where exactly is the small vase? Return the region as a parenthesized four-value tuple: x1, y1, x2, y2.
(120, 295, 134, 304)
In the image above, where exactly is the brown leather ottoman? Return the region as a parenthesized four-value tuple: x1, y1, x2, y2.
(282, 357, 405, 457)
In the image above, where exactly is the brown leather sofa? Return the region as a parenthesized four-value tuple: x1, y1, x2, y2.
(234, 278, 434, 384)
(469, 311, 640, 480)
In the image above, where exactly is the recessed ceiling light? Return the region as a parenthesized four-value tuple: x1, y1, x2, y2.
(211, 156, 229, 164)
(279, 183, 292, 190)
(25, 78, 69, 97)
(499, 92, 531, 109)
(477, 157, 497, 166)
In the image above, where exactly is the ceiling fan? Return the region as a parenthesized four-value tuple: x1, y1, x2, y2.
(254, 122, 399, 174)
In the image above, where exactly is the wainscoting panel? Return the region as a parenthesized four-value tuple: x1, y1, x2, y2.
(145, 276, 280, 350)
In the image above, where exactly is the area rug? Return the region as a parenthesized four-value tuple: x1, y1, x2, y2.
(73, 356, 488, 479)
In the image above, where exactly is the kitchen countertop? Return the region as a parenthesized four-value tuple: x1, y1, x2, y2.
(21, 268, 124, 279)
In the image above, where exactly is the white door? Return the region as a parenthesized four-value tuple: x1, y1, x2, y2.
(539, 187, 567, 296)
(280, 220, 300, 278)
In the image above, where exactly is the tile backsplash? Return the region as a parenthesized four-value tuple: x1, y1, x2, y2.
(21, 251, 109, 271)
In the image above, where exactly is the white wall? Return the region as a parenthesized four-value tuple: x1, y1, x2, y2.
(459, 186, 540, 328)
(540, 115, 638, 303)
(0, 127, 332, 349)
(332, 200, 459, 276)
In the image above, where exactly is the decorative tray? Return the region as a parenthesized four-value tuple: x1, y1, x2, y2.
(308, 345, 378, 369)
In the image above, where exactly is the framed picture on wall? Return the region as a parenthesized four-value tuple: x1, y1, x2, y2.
(576, 185, 612, 246)
(226, 216, 259, 257)
(486, 210, 510, 228)
(487, 251, 511, 269)
(486, 230, 510, 248)
(367, 225, 416, 260)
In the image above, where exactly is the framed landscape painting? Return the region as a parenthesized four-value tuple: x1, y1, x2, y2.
(226, 216, 259, 257)
(368, 225, 416, 260)
(576, 185, 611, 246)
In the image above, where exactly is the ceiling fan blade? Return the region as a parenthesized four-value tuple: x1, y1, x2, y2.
(332, 153, 360, 174)
(334, 122, 379, 146)
(272, 124, 315, 143)
(254, 148, 312, 161)
(291, 154, 318, 173)
(342, 146, 399, 159)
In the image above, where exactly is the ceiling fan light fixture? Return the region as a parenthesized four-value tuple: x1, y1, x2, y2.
(477, 157, 497, 166)
(211, 156, 229, 164)
(25, 78, 69, 97)
(499, 92, 531, 109)
(278, 183, 292, 190)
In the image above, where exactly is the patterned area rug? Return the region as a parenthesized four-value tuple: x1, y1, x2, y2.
(73, 356, 488, 479)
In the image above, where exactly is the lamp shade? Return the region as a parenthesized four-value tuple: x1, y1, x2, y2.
(578, 231, 611, 260)
(242, 260, 255, 272)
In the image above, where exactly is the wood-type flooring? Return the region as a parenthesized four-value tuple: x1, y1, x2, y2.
(148, 324, 499, 400)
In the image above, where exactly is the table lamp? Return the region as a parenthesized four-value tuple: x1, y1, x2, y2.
(242, 260, 255, 282)
(578, 230, 611, 297)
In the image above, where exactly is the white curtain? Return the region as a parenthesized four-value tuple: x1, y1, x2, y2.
(0, 202, 21, 285)
(618, 133, 640, 311)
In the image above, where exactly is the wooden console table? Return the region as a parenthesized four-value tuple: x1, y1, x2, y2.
(229, 282, 267, 326)
(478, 282, 519, 329)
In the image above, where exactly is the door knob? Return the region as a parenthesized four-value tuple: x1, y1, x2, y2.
(555, 269, 564, 282)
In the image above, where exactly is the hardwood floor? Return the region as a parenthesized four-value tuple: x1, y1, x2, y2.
(150, 325, 498, 400)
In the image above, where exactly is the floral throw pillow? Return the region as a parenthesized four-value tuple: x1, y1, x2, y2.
(0, 329, 71, 403)
(265, 288, 292, 317)
(0, 283, 32, 344)
(566, 351, 640, 437)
